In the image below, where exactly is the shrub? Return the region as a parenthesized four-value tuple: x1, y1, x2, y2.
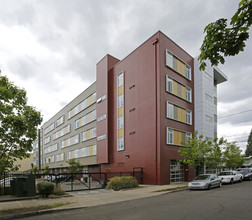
(37, 182, 54, 197)
(107, 176, 138, 191)
(53, 189, 65, 196)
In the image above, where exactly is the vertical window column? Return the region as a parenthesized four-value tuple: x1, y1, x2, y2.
(117, 72, 124, 151)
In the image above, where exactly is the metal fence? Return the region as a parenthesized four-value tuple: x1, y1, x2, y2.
(35, 172, 107, 192)
(0, 168, 143, 196)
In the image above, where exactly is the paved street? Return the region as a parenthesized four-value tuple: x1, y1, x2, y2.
(21, 181, 252, 220)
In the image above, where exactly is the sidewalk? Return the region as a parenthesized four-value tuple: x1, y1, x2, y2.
(0, 182, 188, 219)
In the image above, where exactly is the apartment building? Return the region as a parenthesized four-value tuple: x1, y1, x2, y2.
(33, 83, 97, 173)
(33, 31, 224, 184)
(194, 59, 227, 140)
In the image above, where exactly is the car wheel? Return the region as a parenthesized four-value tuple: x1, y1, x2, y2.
(208, 184, 212, 190)
(230, 179, 234, 184)
(219, 182, 222, 188)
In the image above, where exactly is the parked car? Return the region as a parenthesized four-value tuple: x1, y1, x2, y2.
(236, 168, 252, 181)
(188, 174, 222, 190)
(218, 171, 243, 184)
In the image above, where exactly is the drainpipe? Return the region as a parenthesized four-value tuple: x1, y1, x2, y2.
(38, 129, 41, 171)
(152, 38, 158, 184)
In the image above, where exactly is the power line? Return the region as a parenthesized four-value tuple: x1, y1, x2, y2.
(218, 109, 252, 119)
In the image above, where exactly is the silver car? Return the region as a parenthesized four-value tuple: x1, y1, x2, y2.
(188, 174, 222, 190)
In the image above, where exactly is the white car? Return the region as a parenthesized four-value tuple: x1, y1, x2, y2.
(218, 171, 243, 184)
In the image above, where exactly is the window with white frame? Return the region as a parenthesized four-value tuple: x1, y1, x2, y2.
(185, 65, 191, 80)
(118, 116, 124, 129)
(118, 94, 124, 108)
(75, 110, 96, 130)
(186, 110, 192, 125)
(186, 132, 192, 141)
(61, 134, 79, 149)
(68, 92, 97, 119)
(167, 128, 174, 144)
(44, 123, 55, 135)
(53, 124, 70, 140)
(167, 102, 174, 119)
(118, 73, 124, 87)
(55, 115, 64, 127)
(186, 87, 192, 102)
(117, 72, 124, 151)
(44, 136, 51, 145)
(166, 50, 173, 68)
(117, 137, 124, 151)
(166, 76, 173, 93)
(81, 127, 96, 142)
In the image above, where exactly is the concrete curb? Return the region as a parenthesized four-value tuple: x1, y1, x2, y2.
(0, 207, 84, 220)
(0, 194, 72, 203)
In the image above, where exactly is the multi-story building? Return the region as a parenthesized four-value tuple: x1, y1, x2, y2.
(194, 59, 227, 140)
(33, 31, 224, 184)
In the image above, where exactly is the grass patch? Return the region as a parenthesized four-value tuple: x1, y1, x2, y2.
(154, 186, 187, 192)
(0, 202, 71, 216)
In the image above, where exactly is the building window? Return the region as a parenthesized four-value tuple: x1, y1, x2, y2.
(167, 102, 174, 119)
(44, 143, 58, 154)
(55, 115, 64, 127)
(167, 128, 174, 144)
(186, 110, 192, 125)
(53, 124, 71, 140)
(81, 127, 96, 142)
(166, 49, 191, 80)
(166, 76, 173, 93)
(186, 87, 192, 102)
(117, 72, 124, 151)
(61, 134, 79, 149)
(118, 116, 124, 129)
(166, 50, 173, 68)
(68, 92, 97, 119)
(185, 65, 191, 80)
(117, 137, 124, 151)
(74, 110, 96, 130)
(44, 123, 55, 135)
(167, 102, 192, 125)
(118, 94, 124, 108)
(186, 132, 192, 141)
(167, 128, 192, 146)
(44, 136, 51, 145)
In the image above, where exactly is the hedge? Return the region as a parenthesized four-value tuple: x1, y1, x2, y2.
(107, 176, 138, 191)
(37, 182, 54, 197)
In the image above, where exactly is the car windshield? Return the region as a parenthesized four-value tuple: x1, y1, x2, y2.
(237, 169, 249, 174)
(219, 172, 232, 175)
(195, 175, 210, 180)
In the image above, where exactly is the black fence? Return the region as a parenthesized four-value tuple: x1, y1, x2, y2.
(35, 172, 107, 192)
(0, 168, 143, 196)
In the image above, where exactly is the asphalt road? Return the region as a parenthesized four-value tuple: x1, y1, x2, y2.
(22, 181, 252, 220)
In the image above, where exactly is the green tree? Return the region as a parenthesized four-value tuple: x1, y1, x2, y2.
(0, 74, 42, 173)
(67, 159, 82, 173)
(245, 129, 252, 156)
(199, 0, 252, 70)
(223, 142, 245, 169)
(32, 166, 38, 174)
(178, 132, 212, 174)
(205, 137, 225, 172)
(43, 165, 50, 174)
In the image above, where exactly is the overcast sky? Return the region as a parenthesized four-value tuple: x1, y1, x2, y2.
(0, 0, 251, 153)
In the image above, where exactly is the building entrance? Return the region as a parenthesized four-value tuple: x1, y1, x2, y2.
(170, 160, 184, 183)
